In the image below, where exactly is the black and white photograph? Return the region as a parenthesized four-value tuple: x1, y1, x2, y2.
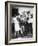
(5, 1, 37, 45)
(11, 7, 33, 38)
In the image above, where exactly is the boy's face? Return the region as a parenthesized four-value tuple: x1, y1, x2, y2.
(19, 11, 28, 22)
